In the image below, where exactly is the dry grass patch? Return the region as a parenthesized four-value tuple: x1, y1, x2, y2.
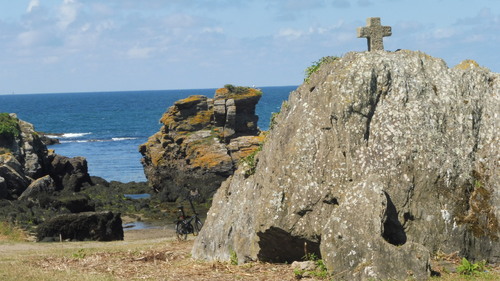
(1, 231, 499, 281)
(2, 238, 298, 281)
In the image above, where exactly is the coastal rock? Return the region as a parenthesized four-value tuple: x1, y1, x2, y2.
(192, 51, 499, 280)
(18, 175, 55, 200)
(36, 211, 123, 242)
(139, 85, 264, 201)
(0, 154, 30, 199)
(0, 114, 92, 197)
(48, 154, 92, 192)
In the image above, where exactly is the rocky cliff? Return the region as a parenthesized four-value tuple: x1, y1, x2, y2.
(139, 85, 265, 201)
(0, 113, 92, 200)
(192, 51, 499, 280)
(0, 113, 126, 241)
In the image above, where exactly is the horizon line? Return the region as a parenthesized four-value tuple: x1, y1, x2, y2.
(0, 84, 299, 96)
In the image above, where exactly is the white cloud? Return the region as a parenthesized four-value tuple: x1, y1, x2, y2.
(127, 46, 156, 59)
(276, 28, 304, 40)
(27, 0, 40, 13)
(58, 0, 80, 30)
(17, 30, 40, 47)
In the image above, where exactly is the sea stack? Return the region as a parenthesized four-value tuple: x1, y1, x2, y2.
(139, 85, 265, 201)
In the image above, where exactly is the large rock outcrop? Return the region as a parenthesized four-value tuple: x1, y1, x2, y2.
(36, 211, 123, 241)
(0, 113, 92, 199)
(139, 85, 265, 201)
(192, 51, 499, 280)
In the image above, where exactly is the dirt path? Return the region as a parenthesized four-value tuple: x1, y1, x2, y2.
(0, 227, 176, 256)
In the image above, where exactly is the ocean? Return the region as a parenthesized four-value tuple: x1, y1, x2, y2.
(0, 86, 296, 183)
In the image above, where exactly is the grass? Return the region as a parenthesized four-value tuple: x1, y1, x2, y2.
(1, 225, 499, 280)
(1, 231, 499, 281)
(0, 236, 298, 281)
(0, 222, 29, 242)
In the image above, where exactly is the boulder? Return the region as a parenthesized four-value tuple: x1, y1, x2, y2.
(36, 211, 123, 242)
(18, 175, 55, 200)
(0, 154, 30, 199)
(139, 85, 264, 201)
(48, 154, 92, 192)
(192, 51, 499, 280)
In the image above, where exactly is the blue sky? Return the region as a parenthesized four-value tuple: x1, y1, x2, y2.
(0, 0, 498, 94)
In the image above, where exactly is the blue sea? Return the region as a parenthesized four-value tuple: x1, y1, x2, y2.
(0, 86, 296, 182)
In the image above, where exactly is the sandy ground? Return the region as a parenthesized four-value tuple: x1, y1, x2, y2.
(124, 226, 176, 241)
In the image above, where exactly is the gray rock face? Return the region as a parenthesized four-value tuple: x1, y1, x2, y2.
(0, 154, 30, 199)
(18, 175, 55, 200)
(0, 115, 92, 199)
(48, 154, 92, 192)
(192, 51, 499, 280)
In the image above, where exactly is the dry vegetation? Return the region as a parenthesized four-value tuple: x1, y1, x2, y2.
(0, 228, 499, 281)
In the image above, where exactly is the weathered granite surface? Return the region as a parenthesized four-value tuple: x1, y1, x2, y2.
(192, 50, 499, 280)
(139, 85, 265, 201)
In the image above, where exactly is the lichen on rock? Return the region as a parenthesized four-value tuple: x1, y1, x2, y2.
(139, 86, 264, 201)
(192, 50, 499, 280)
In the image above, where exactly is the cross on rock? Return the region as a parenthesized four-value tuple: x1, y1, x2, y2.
(357, 17, 392, 51)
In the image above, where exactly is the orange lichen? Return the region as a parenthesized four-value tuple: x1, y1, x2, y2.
(186, 110, 213, 127)
(176, 95, 206, 105)
(215, 88, 229, 95)
(455, 59, 480, 70)
(191, 151, 230, 169)
(215, 86, 262, 101)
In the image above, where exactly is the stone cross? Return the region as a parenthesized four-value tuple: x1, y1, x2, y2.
(357, 17, 392, 51)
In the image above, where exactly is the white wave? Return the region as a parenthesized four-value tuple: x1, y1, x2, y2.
(60, 139, 105, 144)
(60, 132, 92, 138)
(112, 137, 138, 141)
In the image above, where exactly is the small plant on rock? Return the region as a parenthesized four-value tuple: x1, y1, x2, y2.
(240, 144, 262, 177)
(304, 56, 339, 83)
(294, 253, 329, 279)
(229, 250, 238, 265)
(456, 257, 486, 276)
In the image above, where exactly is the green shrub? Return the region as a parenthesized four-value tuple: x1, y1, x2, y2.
(457, 257, 486, 275)
(0, 113, 20, 140)
(230, 250, 238, 265)
(224, 84, 250, 95)
(304, 56, 339, 83)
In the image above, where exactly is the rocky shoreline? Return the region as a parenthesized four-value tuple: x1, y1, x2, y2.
(0, 112, 206, 241)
